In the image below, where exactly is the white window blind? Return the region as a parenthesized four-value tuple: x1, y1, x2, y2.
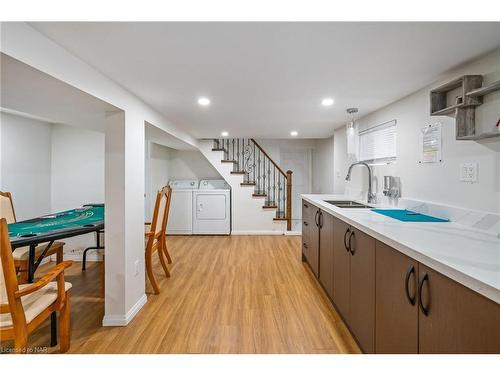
(358, 120, 397, 163)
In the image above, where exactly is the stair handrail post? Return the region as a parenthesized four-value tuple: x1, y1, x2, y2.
(286, 170, 292, 231)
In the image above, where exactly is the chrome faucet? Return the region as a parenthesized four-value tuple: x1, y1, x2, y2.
(345, 162, 376, 204)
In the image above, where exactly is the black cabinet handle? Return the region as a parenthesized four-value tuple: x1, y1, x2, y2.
(405, 265, 416, 306)
(348, 231, 355, 255)
(319, 211, 323, 229)
(315, 210, 319, 227)
(418, 272, 429, 316)
(343, 228, 351, 252)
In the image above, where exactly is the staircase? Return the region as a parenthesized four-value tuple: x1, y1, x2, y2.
(212, 138, 292, 231)
(198, 138, 292, 234)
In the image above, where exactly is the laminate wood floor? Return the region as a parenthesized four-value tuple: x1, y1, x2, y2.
(2, 235, 360, 354)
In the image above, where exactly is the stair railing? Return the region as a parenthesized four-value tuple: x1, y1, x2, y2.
(213, 138, 293, 231)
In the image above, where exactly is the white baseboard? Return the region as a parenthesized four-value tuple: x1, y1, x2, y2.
(50, 252, 103, 262)
(102, 294, 147, 326)
(286, 231, 302, 236)
(231, 230, 286, 235)
(168, 229, 193, 235)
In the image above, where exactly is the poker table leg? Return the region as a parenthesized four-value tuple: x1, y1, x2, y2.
(50, 311, 58, 347)
(28, 244, 36, 283)
(82, 230, 104, 271)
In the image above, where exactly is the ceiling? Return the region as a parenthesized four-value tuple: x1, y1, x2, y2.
(1, 53, 118, 132)
(30, 22, 500, 139)
(1, 53, 195, 150)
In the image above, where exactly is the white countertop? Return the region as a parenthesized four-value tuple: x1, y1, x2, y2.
(301, 194, 500, 304)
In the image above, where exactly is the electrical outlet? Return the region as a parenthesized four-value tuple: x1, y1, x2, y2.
(134, 260, 140, 276)
(460, 162, 478, 183)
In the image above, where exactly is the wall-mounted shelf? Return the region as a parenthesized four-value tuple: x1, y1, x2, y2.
(456, 132, 500, 141)
(430, 103, 470, 117)
(430, 75, 482, 117)
(430, 75, 500, 141)
(466, 80, 500, 97)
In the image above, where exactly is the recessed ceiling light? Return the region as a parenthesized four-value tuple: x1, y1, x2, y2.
(197, 97, 211, 106)
(290, 131, 298, 137)
(321, 98, 334, 106)
(221, 131, 229, 137)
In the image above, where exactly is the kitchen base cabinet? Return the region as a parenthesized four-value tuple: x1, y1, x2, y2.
(302, 200, 319, 277)
(375, 241, 418, 354)
(348, 228, 376, 353)
(331, 216, 376, 353)
(332, 217, 351, 321)
(418, 265, 500, 353)
(318, 211, 334, 300)
(302, 199, 500, 354)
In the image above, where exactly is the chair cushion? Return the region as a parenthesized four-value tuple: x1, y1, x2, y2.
(0, 281, 72, 328)
(12, 242, 64, 261)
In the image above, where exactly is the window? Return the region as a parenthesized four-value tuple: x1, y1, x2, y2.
(358, 119, 397, 164)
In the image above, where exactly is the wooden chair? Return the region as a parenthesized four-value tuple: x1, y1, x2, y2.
(0, 218, 73, 353)
(0, 191, 65, 283)
(161, 185, 173, 264)
(145, 186, 172, 294)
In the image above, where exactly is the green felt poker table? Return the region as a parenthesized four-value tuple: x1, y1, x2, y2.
(8, 204, 104, 282)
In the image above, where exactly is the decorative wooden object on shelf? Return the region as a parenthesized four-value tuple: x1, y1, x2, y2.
(430, 75, 500, 140)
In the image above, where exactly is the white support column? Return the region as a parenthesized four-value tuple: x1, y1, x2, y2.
(103, 111, 147, 326)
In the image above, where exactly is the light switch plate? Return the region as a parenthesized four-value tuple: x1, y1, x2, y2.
(460, 162, 478, 182)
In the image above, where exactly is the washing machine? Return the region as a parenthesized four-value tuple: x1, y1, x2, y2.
(192, 179, 231, 235)
(167, 179, 198, 235)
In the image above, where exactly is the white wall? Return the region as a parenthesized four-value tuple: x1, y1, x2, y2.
(51, 123, 105, 256)
(312, 136, 335, 194)
(0, 112, 52, 220)
(51, 124, 104, 211)
(168, 149, 221, 180)
(333, 48, 500, 213)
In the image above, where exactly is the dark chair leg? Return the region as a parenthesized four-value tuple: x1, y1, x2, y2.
(50, 311, 57, 347)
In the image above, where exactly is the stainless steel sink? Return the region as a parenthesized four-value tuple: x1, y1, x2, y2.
(323, 200, 373, 209)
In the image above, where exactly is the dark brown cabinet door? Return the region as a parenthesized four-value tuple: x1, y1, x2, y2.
(418, 265, 500, 353)
(301, 200, 313, 261)
(375, 241, 418, 353)
(319, 211, 334, 300)
(301, 200, 319, 277)
(332, 217, 350, 321)
(348, 227, 376, 353)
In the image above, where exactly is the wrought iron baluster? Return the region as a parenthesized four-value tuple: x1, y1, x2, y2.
(273, 166, 276, 207)
(280, 174, 284, 217)
(262, 158, 266, 197)
(267, 161, 271, 205)
(231, 139, 234, 163)
(257, 148, 261, 193)
(237, 138, 240, 170)
(252, 141, 255, 183)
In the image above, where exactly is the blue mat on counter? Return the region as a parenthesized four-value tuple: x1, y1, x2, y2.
(371, 209, 449, 222)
